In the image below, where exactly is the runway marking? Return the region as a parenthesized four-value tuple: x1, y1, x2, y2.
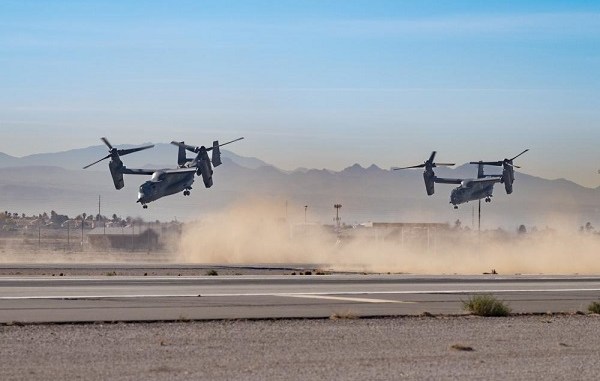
(279, 294, 414, 304)
(2, 288, 600, 300)
(0, 294, 202, 300)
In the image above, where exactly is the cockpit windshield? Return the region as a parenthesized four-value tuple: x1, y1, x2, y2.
(140, 181, 155, 193)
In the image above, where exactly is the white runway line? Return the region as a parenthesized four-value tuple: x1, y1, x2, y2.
(0, 294, 201, 300)
(279, 294, 415, 304)
(2, 288, 600, 300)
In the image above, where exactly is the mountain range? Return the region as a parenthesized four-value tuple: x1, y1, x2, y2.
(1, 143, 599, 229)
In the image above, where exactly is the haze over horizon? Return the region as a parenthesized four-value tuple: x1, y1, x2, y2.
(1, 1, 599, 187)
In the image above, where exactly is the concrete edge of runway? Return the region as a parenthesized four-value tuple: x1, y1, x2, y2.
(3, 310, 597, 327)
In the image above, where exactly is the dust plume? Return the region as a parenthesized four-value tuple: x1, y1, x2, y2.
(176, 198, 600, 275)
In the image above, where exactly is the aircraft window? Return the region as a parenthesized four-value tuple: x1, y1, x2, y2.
(140, 182, 153, 192)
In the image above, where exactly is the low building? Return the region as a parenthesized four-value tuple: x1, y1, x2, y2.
(87, 226, 159, 251)
(345, 222, 451, 249)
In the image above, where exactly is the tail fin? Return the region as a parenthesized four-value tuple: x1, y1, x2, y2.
(477, 163, 485, 179)
(211, 140, 222, 167)
(177, 141, 187, 167)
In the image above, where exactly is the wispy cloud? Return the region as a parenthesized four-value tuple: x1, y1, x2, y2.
(0, 120, 77, 127)
(2, 11, 599, 50)
(320, 12, 600, 38)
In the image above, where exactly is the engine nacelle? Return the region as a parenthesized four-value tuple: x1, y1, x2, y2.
(502, 164, 515, 194)
(109, 159, 125, 190)
(211, 141, 222, 167)
(424, 170, 435, 196)
(197, 163, 213, 188)
(196, 147, 213, 188)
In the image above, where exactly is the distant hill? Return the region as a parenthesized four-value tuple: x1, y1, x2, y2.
(0, 152, 18, 167)
(0, 142, 270, 170)
(1, 147, 599, 229)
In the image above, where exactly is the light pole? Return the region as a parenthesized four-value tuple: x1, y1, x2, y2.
(304, 205, 308, 224)
(334, 204, 342, 230)
(131, 221, 135, 252)
(81, 216, 84, 249)
(478, 199, 481, 233)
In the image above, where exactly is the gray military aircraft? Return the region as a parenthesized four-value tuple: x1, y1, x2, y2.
(392, 150, 528, 209)
(83, 137, 243, 208)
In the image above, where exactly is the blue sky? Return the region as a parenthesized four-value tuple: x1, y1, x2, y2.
(1, 0, 599, 186)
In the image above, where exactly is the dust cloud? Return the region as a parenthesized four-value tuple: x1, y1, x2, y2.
(0, 247, 166, 265)
(177, 198, 600, 275)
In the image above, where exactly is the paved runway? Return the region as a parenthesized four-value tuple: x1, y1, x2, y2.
(1, 274, 600, 323)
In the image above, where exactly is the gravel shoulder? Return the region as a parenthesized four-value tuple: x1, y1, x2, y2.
(0, 263, 329, 276)
(2, 315, 599, 381)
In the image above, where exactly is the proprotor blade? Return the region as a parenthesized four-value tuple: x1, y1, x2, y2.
(510, 149, 529, 161)
(218, 137, 244, 147)
(82, 154, 111, 169)
(428, 151, 437, 164)
(101, 137, 113, 150)
(84, 139, 154, 170)
(170, 141, 199, 153)
(502, 162, 521, 168)
(206, 137, 245, 151)
(391, 164, 427, 170)
(117, 145, 154, 156)
(470, 161, 503, 166)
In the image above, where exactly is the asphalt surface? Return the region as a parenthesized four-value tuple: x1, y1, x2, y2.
(2, 273, 600, 323)
(3, 271, 600, 380)
(2, 316, 600, 380)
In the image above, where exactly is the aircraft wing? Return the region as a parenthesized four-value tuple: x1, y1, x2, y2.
(468, 177, 502, 185)
(434, 177, 463, 185)
(120, 168, 197, 176)
(120, 168, 156, 175)
(162, 168, 198, 175)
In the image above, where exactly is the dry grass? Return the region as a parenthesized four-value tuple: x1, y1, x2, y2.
(463, 294, 511, 317)
(588, 301, 600, 314)
(330, 310, 359, 320)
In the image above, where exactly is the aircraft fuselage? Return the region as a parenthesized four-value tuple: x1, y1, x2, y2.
(137, 171, 195, 206)
(450, 180, 495, 206)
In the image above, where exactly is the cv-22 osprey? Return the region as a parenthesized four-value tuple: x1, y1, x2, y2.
(392, 150, 528, 209)
(83, 137, 243, 208)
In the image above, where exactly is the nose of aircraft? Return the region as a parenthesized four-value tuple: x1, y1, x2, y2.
(450, 188, 459, 204)
(138, 182, 152, 203)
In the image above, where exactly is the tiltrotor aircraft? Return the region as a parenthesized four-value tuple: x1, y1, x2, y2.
(83, 137, 243, 208)
(392, 150, 528, 209)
